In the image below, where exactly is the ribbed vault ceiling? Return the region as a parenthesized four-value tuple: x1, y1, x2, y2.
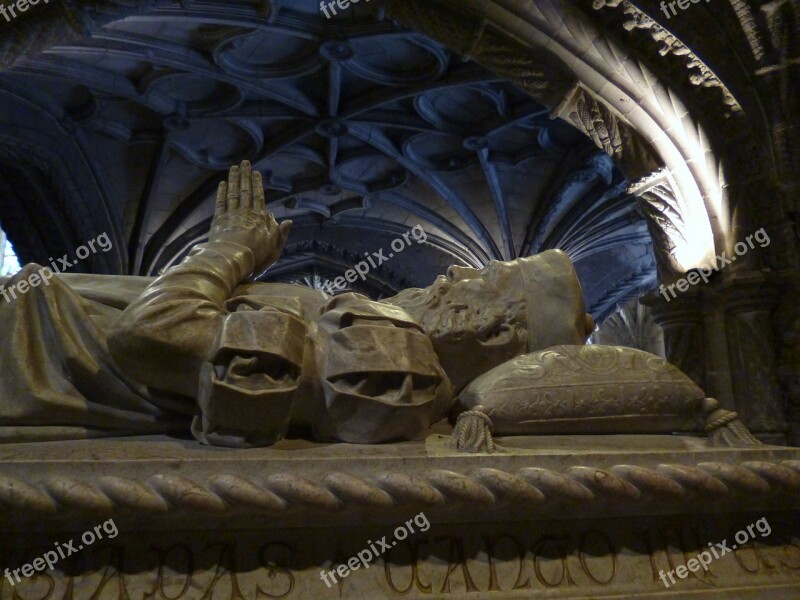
(0, 0, 657, 322)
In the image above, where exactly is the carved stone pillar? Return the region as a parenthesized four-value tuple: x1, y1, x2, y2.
(720, 273, 787, 443)
(776, 292, 800, 446)
(642, 290, 706, 392)
(782, 366, 800, 446)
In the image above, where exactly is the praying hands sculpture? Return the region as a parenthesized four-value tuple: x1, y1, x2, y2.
(0, 162, 758, 449)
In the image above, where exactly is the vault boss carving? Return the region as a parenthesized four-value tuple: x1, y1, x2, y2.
(0, 162, 757, 449)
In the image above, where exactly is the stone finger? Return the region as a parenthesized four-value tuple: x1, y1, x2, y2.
(240, 160, 252, 209)
(253, 171, 265, 213)
(227, 165, 240, 211)
(215, 181, 227, 215)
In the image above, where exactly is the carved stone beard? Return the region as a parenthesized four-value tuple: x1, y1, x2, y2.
(388, 251, 592, 392)
(388, 277, 528, 392)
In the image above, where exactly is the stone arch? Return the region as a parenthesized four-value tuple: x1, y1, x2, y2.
(0, 80, 127, 273)
(384, 0, 733, 276)
(379, 0, 795, 443)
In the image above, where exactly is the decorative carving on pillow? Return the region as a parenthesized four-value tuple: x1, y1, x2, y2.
(450, 345, 760, 452)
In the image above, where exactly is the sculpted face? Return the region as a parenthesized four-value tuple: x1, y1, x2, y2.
(388, 251, 593, 392)
(389, 260, 529, 392)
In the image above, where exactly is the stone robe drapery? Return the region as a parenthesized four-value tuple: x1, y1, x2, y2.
(0, 267, 192, 441)
(0, 263, 337, 443)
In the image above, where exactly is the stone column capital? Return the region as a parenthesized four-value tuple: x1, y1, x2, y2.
(640, 288, 703, 326)
(718, 271, 780, 313)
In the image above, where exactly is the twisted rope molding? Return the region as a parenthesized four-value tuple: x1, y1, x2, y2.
(1, 460, 799, 515)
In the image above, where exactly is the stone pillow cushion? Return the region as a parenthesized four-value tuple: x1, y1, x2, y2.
(451, 344, 706, 436)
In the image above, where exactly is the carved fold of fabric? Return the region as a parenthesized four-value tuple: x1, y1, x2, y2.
(192, 306, 307, 448)
(307, 293, 453, 444)
(108, 241, 255, 398)
(0, 264, 187, 442)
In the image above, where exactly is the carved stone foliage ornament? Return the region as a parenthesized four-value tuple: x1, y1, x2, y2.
(631, 170, 692, 279)
(592, 0, 741, 114)
(551, 84, 664, 182)
(591, 298, 664, 356)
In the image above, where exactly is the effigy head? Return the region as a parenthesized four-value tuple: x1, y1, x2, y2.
(300, 293, 453, 443)
(389, 250, 592, 391)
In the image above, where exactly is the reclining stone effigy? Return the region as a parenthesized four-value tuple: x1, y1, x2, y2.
(0, 161, 756, 450)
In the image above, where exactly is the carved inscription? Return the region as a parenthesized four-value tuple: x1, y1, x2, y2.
(640, 520, 800, 590)
(0, 542, 296, 600)
(1, 518, 799, 599)
(382, 531, 615, 594)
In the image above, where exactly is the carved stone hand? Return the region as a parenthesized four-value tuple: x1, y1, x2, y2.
(209, 160, 292, 277)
